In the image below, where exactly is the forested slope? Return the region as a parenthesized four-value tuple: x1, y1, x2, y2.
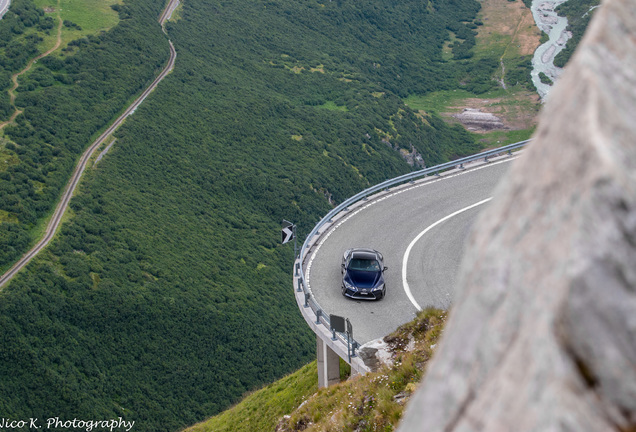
(0, 0, 168, 269)
(0, 0, 53, 120)
(1, 0, 503, 430)
(553, 0, 600, 67)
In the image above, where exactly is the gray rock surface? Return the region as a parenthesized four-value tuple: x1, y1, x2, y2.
(452, 108, 504, 131)
(398, 0, 636, 430)
(358, 338, 393, 372)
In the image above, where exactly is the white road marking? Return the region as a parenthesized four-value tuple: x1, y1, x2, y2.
(401, 197, 493, 311)
(307, 157, 515, 295)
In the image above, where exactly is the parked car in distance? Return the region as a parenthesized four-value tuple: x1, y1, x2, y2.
(341, 248, 387, 300)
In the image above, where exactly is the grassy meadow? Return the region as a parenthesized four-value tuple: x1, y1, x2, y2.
(185, 309, 447, 432)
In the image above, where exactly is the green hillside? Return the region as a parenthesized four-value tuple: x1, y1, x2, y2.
(0, 0, 168, 270)
(184, 361, 319, 432)
(184, 309, 446, 432)
(553, 0, 600, 67)
(0, 0, 51, 120)
(1, 0, 528, 430)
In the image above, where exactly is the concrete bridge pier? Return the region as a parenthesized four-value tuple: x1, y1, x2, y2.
(293, 256, 370, 387)
(317, 337, 340, 387)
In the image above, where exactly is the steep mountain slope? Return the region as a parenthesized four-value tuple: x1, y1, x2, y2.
(183, 309, 446, 432)
(1, 0, 523, 430)
(0, 0, 168, 270)
(553, 0, 601, 67)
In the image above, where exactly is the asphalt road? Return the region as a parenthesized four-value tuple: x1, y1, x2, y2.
(0, 5, 178, 289)
(306, 157, 517, 344)
(0, 0, 10, 19)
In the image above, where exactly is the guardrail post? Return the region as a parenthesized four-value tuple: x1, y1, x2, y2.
(297, 278, 303, 292)
(351, 340, 358, 358)
(346, 318, 353, 362)
(315, 309, 322, 325)
(295, 262, 300, 277)
(304, 292, 310, 308)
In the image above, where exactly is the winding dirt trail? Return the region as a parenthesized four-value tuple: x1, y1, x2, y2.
(498, 7, 533, 89)
(0, 0, 63, 131)
(0, 0, 178, 289)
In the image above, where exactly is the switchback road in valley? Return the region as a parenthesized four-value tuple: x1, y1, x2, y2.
(0, 1, 178, 289)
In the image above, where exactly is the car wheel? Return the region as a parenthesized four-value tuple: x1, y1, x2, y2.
(341, 285, 346, 296)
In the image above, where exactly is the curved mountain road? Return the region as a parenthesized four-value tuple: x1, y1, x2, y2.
(0, 0, 10, 19)
(0, 3, 178, 289)
(159, 0, 180, 24)
(306, 157, 517, 344)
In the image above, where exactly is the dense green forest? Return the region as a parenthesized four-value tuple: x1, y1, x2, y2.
(0, 0, 168, 269)
(0, 0, 52, 119)
(1, 0, 517, 429)
(553, 0, 600, 67)
(0, 0, 56, 265)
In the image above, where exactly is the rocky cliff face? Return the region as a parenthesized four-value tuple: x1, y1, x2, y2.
(398, 0, 636, 430)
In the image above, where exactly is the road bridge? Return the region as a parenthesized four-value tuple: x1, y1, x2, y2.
(294, 143, 528, 387)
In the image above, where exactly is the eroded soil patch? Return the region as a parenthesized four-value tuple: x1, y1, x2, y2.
(477, 0, 542, 57)
(442, 94, 540, 133)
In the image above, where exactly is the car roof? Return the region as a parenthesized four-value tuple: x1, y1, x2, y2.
(350, 248, 380, 260)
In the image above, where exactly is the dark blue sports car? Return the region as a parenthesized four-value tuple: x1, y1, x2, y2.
(341, 248, 387, 300)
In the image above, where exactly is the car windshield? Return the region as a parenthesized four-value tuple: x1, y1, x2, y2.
(348, 258, 380, 272)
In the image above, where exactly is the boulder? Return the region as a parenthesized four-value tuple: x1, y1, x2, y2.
(398, 0, 636, 430)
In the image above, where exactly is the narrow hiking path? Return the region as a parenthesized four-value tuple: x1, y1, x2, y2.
(498, 6, 534, 89)
(0, 0, 178, 289)
(0, 0, 63, 131)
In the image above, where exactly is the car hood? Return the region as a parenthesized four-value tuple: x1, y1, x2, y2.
(346, 270, 382, 289)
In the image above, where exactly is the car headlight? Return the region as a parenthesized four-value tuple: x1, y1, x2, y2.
(372, 284, 384, 291)
(344, 280, 354, 290)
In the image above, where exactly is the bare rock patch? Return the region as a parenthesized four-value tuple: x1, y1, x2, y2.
(452, 108, 505, 131)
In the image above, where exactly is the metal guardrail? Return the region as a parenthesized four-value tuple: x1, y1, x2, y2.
(0, 0, 10, 20)
(296, 139, 530, 357)
(294, 262, 358, 358)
